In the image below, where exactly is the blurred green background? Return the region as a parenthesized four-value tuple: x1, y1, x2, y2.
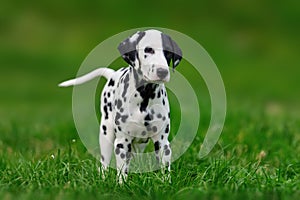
(0, 0, 299, 152)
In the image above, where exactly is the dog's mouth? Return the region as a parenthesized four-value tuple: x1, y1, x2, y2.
(143, 75, 169, 84)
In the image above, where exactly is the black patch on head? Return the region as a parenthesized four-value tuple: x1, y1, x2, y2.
(161, 33, 182, 70)
(108, 79, 115, 86)
(137, 83, 157, 112)
(118, 31, 146, 66)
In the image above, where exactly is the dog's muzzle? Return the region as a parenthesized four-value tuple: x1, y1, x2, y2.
(156, 68, 169, 80)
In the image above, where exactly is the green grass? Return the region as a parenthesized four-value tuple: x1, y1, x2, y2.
(0, 103, 300, 199)
(1, 1, 300, 199)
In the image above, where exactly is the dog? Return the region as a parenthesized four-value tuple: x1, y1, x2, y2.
(59, 29, 182, 182)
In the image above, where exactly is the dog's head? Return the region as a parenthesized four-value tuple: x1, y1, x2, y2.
(118, 29, 182, 83)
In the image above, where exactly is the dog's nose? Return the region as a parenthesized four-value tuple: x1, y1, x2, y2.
(156, 68, 169, 79)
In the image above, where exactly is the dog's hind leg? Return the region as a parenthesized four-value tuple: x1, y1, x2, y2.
(99, 118, 115, 179)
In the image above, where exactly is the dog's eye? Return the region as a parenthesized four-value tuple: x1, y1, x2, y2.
(144, 47, 155, 54)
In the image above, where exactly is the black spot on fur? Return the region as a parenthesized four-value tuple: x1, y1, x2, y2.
(120, 153, 125, 159)
(162, 99, 165, 105)
(108, 79, 115, 86)
(141, 131, 146, 136)
(144, 121, 149, 127)
(118, 126, 122, 132)
(116, 99, 122, 109)
(165, 124, 169, 133)
(121, 115, 128, 123)
(107, 92, 110, 97)
(152, 126, 157, 132)
(137, 84, 157, 112)
(144, 113, 153, 121)
(157, 113, 162, 118)
(162, 116, 166, 121)
(126, 152, 131, 159)
(115, 148, 120, 155)
(117, 143, 124, 149)
(122, 74, 130, 98)
(104, 98, 107, 104)
(157, 90, 161, 98)
(165, 149, 170, 156)
(103, 105, 108, 119)
(154, 141, 160, 152)
(164, 144, 168, 150)
(168, 112, 170, 118)
(128, 144, 131, 152)
(161, 135, 164, 140)
(108, 102, 112, 112)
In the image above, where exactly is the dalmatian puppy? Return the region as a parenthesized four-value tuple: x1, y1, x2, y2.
(59, 29, 182, 182)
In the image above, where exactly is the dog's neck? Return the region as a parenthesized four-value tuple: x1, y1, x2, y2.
(129, 66, 161, 112)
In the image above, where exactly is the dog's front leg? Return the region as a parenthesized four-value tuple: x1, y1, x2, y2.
(114, 136, 133, 183)
(152, 132, 172, 183)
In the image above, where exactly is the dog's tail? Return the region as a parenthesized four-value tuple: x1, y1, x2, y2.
(58, 68, 115, 87)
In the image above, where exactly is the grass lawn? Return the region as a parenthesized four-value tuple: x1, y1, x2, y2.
(1, 1, 300, 199)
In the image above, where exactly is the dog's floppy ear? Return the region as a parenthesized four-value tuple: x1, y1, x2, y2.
(161, 33, 182, 70)
(118, 31, 146, 66)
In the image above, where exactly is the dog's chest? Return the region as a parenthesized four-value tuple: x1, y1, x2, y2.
(113, 80, 169, 138)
